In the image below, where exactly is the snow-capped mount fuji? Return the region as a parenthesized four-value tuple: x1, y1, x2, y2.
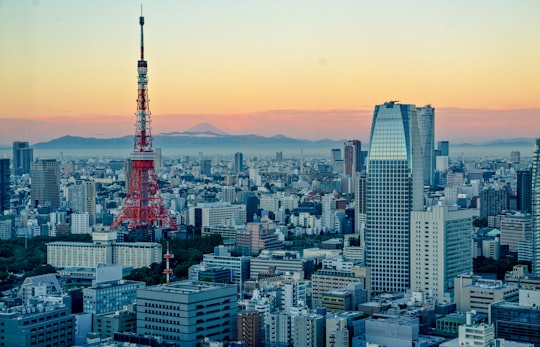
(160, 123, 228, 137)
(185, 122, 228, 135)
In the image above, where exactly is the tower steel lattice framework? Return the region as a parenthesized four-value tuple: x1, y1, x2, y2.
(111, 13, 177, 231)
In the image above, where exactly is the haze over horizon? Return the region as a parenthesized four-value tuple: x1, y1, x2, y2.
(1, 1, 539, 144)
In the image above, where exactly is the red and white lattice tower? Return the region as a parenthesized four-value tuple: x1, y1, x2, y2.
(163, 242, 174, 285)
(110, 12, 177, 231)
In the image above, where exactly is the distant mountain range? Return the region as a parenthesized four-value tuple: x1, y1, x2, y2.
(30, 126, 345, 154)
(1, 123, 536, 156)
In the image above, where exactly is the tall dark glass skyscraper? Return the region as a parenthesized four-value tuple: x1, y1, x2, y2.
(417, 106, 435, 187)
(531, 138, 540, 277)
(234, 152, 244, 173)
(0, 159, 9, 212)
(12, 141, 33, 176)
(365, 101, 423, 295)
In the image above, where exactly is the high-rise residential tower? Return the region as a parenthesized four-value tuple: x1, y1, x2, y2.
(12, 141, 33, 175)
(31, 159, 60, 210)
(344, 140, 362, 176)
(365, 101, 423, 295)
(417, 105, 435, 187)
(531, 138, 540, 277)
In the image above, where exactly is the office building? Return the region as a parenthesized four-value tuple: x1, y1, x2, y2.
(311, 263, 370, 307)
(94, 307, 137, 339)
(417, 105, 435, 187)
(83, 280, 145, 315)
(31, 159, 61, 210)
(250, 250, 314, 280)
(499, 214, 532, 253)
(365, 316, 421, 347)
(0, 158, 9, 212)
(365, 101, 423, 295)
(47, 232, 162, 269)
(234, 152, 244, 172)
(188, 264, 231, 283)
(441, 311, 533, 347)
(188, 202, 246, 228)
(236, 222, 283, 256)
(343, 140, 362, 176)
(517, 170, 532, 214)
(0, 294, 74, 347)
(12, 141, 33, 175)
(201, 245, 251, 285)
(454, 274, 519, 314)
(489, 300, 540, 346)
(136, 281, 238, 347)
(532, 138, 540, 277)
(410, 205, 474, 302)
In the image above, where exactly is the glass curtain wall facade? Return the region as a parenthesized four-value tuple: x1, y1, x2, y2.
(365, 101, 423, 295)
(532, 138, 540, 277)
(417, 106, 435, 188)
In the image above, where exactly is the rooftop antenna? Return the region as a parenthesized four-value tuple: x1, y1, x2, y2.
(163, 242, 174, 285)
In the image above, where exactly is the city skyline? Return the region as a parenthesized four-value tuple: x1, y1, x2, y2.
(1, 1, 540, 144)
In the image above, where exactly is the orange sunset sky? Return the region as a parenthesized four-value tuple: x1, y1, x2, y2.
(1, 0, 539, 144)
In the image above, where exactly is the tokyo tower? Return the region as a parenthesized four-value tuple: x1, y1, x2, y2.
(111, 12, 177, 232)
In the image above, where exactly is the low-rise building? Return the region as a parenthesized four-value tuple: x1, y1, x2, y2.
(454, 274, 519, 314)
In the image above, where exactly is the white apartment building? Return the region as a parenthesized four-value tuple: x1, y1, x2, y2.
(410, 205, 474, 302)
(71, 212, 89, 235)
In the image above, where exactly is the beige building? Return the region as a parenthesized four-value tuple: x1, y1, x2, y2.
(454, 274, 519, 314)
(311, 265, 370, 307)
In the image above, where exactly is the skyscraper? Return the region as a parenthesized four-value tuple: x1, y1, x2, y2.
(517, 170, 532, 214)
(417, 105, 435, 187)
(0, 159, 9, 212)
(234, 152, 244, 172)
(365, 101, 423, 295)
(31, 159, 60, 210)
(343, 140, 362, 176)
(531, 138, 540, 277)
(12, 141, 33, 175)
